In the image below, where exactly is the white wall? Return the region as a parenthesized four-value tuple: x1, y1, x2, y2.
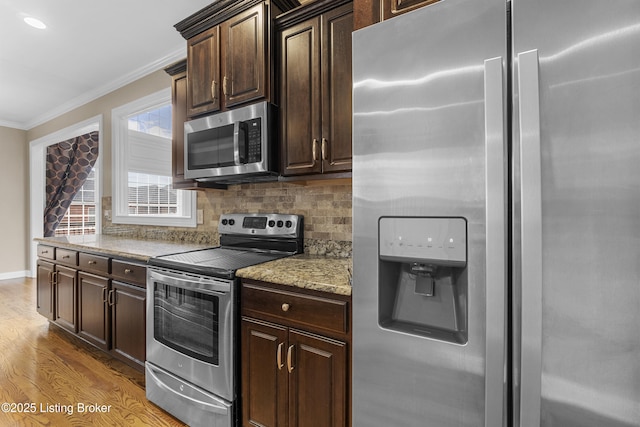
(0, 126, 29, 278)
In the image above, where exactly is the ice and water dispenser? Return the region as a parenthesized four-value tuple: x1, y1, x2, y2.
(378, 217, 468, 344)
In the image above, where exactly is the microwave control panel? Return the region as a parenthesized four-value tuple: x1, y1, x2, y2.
(243, 118, 262, 163)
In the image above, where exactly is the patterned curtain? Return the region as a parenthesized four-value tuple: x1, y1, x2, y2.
(44, 131, 99, 237)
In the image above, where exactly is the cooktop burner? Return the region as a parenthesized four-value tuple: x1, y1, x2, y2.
(148, 213, 304, 279)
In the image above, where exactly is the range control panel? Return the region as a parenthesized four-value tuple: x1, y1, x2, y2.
(379, 217, 467, 267)
(219, 213, 302, 237)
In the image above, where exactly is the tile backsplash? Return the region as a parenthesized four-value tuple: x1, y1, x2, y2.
(103, 180, 352, 257)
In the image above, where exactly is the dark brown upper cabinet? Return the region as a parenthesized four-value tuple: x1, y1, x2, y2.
(354, 0, 438, 30)
(187, 26, 221, 116)
(277, 0, 353, 177)
(175, 0, 300, 118)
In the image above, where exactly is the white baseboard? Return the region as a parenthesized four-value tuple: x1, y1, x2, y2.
(0, 271, 31, 281)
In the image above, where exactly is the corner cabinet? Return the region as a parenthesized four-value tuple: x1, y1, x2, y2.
(278, 1, 353, 177)
(36, 244, 147, 371)
(241, 279, 351, 427)
(176, 0, 300, 118)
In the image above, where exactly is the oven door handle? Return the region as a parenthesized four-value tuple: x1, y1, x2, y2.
(148, 268, 232, 295)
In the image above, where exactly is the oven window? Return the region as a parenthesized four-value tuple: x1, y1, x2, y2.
(154, 283, 219, 365)
(187, 124, 235, 170)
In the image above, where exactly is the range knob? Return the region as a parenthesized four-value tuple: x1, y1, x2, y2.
(277, 220, 284, 228)
(268, 220, 276, 227)
(229, 219, 235, 226)
(221, 219, 228, 225)
(285, 220, 293, 228)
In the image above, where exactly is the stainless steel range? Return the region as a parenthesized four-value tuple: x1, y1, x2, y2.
(145, 213, 303, 427)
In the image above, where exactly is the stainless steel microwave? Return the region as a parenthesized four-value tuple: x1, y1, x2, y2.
(184, 101, 277, 183)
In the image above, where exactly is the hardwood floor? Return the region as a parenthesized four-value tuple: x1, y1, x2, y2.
(0, 277, 186, 426)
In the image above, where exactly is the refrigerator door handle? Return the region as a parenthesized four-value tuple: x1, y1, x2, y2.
(517, 49, 543, 427)
(484, 56, 507, 427)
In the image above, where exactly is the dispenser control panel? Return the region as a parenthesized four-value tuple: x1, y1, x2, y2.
(379, 217, 467, 267)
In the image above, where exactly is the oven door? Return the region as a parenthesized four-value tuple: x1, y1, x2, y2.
(146, 267, 235, 401)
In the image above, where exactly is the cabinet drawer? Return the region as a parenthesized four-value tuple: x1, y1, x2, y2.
(79, 252, 110, 275)
(111, 259, 146, 287)
(242, 282, 348, 335)
(37, 245, 55, 260)
(55, 248, 78, 266)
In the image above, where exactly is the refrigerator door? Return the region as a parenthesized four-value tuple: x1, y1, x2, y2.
(512, 1, 640, 426)
(352, 0, 507, 425)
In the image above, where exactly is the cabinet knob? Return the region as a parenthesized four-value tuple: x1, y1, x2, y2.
(281, 303, 290, 312)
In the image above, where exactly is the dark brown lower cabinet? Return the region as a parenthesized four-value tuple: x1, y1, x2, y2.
(77, 272, 110, 351)
(36, 260, 55, 321)
(54, 265, 77, 333)
(241, 279, 351, 427)
(110, 281, 146, 367)
(36, 244, 146, 372)
(242, 318, 347, 427)
(288, 330, 347, 427)
(242, 318, 289, 427)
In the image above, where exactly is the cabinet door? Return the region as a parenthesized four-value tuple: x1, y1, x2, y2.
(242, 317, 289, 427)
(36, 260, 55, 321)
(110, 281, 146, 368)
(77, 272, 109, 351)
(381, 0, 439, 21)
(187, 26, 221, 117)
(172, 70, 188, 181)
(222, 4, 266, 108)
(288, 330, 347, 427)
(280, 16, 322, 176)
(55, 265, 77, 333)
(321, 4, 353, 173)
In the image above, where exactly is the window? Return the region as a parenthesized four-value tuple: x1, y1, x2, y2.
(55, 168, 97, 236)
(112, 89, 196, 227)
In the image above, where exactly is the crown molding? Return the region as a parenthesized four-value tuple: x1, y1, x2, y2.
(20, 48, 187, 131)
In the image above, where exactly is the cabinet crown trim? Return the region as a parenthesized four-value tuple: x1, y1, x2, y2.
(175, 0, 300, 39)
(164, 59, 187, 76)
(276, 0, 353, 29)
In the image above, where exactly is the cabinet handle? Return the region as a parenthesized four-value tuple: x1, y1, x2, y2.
(101, 287, 108, 303)
(287, 345, 295, 373)
(211, 80, 217, 101)
(277, 343, 284, 370)
(124, 268, 133, 274)
(281, 303, 290, 312)
(62, 255, 70, 259)
(108, 290, 115, 306)
(223, 76, 228, 96)
(88, 260, 97, 265)
(50, 272, 56, 314)
(41, 249, 49, 254)
(312, 139, 318, 164)
(321, 138, 328, 161)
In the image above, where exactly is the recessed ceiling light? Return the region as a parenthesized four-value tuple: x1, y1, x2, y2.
(24, 16, 47, 30)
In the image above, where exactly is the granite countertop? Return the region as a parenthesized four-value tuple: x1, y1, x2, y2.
(36, 235, 352, 296)
(35, 235, 209, 262)
(237, 254, 353, 296)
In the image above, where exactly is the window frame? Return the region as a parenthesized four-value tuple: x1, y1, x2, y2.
(111, 89, 196, 227)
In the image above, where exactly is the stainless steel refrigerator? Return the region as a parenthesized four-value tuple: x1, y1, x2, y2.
(351, 0, 640, 426)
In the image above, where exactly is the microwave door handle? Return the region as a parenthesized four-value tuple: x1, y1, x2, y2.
(233, 122, 241, 165)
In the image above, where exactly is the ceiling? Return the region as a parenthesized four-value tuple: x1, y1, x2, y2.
(0, 0, 214, 130)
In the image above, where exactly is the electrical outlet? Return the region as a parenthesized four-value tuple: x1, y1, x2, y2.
(197, 209, 204, 225)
